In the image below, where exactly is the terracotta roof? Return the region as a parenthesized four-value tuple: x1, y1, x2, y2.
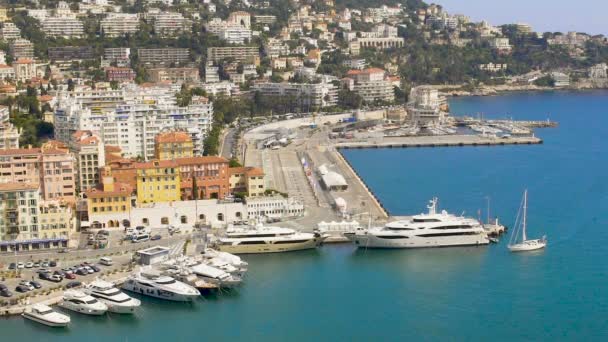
(86, 182, 132, 198)
(0, 148, 42, 156)
(228, 166, 265, 177)
(363, 67, 386, 74)
(105, 145, 122, 153)
(38, 95, 53, 102)
(134, 160, 179, 169)
(13, 58, 34, 64)
(155, 131, 192, 143)
(175, 156, 229, 165)
(0, 182, 40, 191)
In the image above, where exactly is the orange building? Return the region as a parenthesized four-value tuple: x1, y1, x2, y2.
(177, 156, 230, 200)
(154, 131, 194, 160)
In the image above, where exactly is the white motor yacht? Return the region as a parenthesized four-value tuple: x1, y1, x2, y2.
(22, 304, 70, 327)
(84, 279, 141, 314)
(205, 258, 246, 278)
(190, 263, 242, 288)
(122, 270, 199, 302)
(202, 248, 248, 271)
(59, 290, 108, 316)
(345, 198, 489, 248)
(217, 224, 328, 254)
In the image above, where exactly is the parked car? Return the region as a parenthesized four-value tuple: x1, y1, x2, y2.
(99, 257, 113, 266)
(49, 261, 57, 267)
(16, 285, 31, 293)
(30, 281, 42, 289)
(39, 272, 61, 283)
(84, 266, 94, 274)
(64, 273, 76, 280)
(33, 262, 40, 268)
(90, 265, 101, 272)
(76, 268, 88, 276)
(36, 268, 51, 274)
(54, 270, 66, 278)
(65, 281, 82, 289)
(25, 262, 34, 268)
(0, 284, 12, 297)
(19, 281, 35, 291)
(151, 234, 162, 241)
(41, 261, 49, 268)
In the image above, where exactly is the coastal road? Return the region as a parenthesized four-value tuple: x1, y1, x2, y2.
(221, 128, 237, 159)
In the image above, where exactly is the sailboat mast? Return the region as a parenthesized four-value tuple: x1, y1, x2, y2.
(522, 190, 528, 242)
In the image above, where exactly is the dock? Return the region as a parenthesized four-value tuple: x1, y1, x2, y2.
(335, 134, 542, 149)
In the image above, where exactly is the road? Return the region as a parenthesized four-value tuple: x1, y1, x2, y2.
(221, 128, 237, 159)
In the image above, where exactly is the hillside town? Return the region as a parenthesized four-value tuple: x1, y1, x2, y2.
(0, 0, 606, 254)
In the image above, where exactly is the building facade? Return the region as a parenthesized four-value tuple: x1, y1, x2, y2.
(155, 131, 194, 160)
(228, 166, 265, 197)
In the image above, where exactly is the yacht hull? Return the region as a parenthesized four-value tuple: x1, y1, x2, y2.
(218, 236, 325, 254)
(345, 232, 489, 249)
(122, 282, 198, 302)
(22, 313, 69, 327)
(59, 302, 107, 316)
(101, 300, 140, 314)
(508, 239, 546, 252)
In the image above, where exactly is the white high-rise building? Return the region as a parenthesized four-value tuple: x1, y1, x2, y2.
(0, 105, 20, 150)
(101, 13, 140, 37)
(53, 86, 213, 160)
(42, 16, 84, 38)
(0, 22, 21, 40)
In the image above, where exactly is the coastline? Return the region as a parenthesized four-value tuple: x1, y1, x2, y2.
(438, 82, 608, 97)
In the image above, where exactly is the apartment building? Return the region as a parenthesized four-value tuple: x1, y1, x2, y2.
(252, 81, 338, 109)
(48, 46, 95, 62)
(0, 105, 20, 150)
(206, 18, 252, 44)
(10, 38, 34, 59)
(148, 67, 200, 83)
(0, 143, 77, 204)
(138, 48, 190, 65)
(207, 46, 259, 63)
(205, 64, 220, 83)
(155, 131, 194, 160)
(55, 98, 213, 160)
(69, 130, 106, 192)
(101, 13, 140, 37)
(228, 166, 265, 197)
(105, 67, 136, 82)
(177, 156, 230, 200)
(264, 38, 290, 58)
(42, 16, 84, 38)
(86, 171, 133, 224)
(0, 183, 41, 248)
(12, 58, 38, 83)
(228, 11, 251, 29)
(254, 15, 276, 25)
(153, 12, 191, 37)
(345, 68, 395, 103)
(0, 22, 21, 40)
(136, 160, 181, 204)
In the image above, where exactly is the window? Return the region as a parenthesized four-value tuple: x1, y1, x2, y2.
(180, 216, 187, 224)
(161, 217, 169, 225)
(217, 213, 224, 221)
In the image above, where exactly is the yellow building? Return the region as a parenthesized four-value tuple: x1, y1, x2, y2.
(0, 8, 7, 23)
(155, 131, 194, 161)
(86, 170, 133, 226)
(38, 201, 75, 241)
(228, 167, 266, 197)
(136, 160, 181, 204)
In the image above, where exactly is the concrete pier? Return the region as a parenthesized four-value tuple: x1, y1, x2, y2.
(335, 134, 542, 149)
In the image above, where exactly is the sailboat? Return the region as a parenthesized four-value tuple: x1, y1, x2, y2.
(508, 190, 547, 252)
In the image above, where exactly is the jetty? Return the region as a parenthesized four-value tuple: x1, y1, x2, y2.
(335, 134, 542, 149)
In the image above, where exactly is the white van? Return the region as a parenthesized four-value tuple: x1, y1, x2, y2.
(99, 257, 113, 266)
(131, 234, 150, 243)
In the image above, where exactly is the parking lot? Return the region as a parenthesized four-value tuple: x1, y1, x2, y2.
(0, 253, 134, 307)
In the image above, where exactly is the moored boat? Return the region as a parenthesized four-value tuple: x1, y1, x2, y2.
(22, 304, 70, 327)
(84, 279, 141, 314)
(217, 224, 328, 254)
(59, 290, 108, 316)
(508, 190, 547, 252)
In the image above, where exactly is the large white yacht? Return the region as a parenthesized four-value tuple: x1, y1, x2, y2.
(59, 290, 108, 316)
(84, 279, 141, 314)
(121, 270, 200, 302)
(217, 224, 328, 254)
(344, 198, 489, 248)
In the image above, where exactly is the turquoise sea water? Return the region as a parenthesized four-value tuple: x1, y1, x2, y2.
(2, 91, 608, 341)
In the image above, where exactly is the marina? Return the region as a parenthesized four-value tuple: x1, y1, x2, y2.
(1, 90, 607, 340)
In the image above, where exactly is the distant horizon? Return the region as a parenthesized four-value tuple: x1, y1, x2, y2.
(436, 0, 608, 36)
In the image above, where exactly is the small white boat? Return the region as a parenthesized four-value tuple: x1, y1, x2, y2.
(190, 263, 242, 288)
(508, 190, 547, 252)
(122, 270, 200, 302)
(22, 304, 70, 327)
(59, 290, 108, 316)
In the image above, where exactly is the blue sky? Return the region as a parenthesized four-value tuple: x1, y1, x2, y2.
(436, 0, 607, 35)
